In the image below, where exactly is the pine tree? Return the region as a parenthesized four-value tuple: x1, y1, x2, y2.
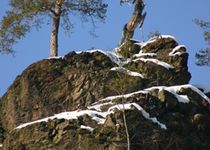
(195, 48, 210, 66)
(194, 19, 210, 66)
(0, 0, 107, 57)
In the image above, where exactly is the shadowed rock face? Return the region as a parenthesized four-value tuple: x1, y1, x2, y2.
(0, 51, 144, 132)
(1, 36, 210, 150)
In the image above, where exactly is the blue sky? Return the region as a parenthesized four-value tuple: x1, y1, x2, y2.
(0, 0, 210, 96)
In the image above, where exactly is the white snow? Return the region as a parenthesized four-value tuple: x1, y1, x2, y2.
(164, 87, 190, 103)
(108, 103, 167, 130)
(184, 85, 210, 104)
(111, 67, 144, 78)
(76, 49, 124, 67)
(132, 58, 174, 70)
(48, 56, 63, 59)
(130, 38, 140, 42)
(80, 125, 94, 132)
(146, 86, 190, 103)
(131, 103, 167, 129)
(169, 45, 186, 56)
(134, 52, 157, 58)
(106, 51, 124, 66)
(161, 35, 176, 40)
(194, 84, 210, 93)
(14, 83, 209, 131)
(15, 101, 166, 130)
(16, 110, 109, 129)
(95, 90, 148, 104)
(76, 49, 106, 56)
(146, 84, 210, 104)
(88, 101, 113, 111)
(90, 84, 209, 108)
(137, 39, 157, 49)
(137, 35, 176, 49)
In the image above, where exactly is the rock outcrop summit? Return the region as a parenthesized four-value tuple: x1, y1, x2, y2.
(0, 35, 210, 150)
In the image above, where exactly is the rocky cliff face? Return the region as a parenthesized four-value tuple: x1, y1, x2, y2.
(1, 35, 210, 150)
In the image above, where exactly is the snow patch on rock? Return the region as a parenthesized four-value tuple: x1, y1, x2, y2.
(132, 58, 174, 70)
(111, 67, 144, 78)
(80, 125, 94, 132)
(169, 45, 186, 56)
(16, 102, 166, 130)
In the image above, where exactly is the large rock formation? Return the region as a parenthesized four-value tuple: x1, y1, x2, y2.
(0, 35, 210, 150)
(119, 35, 191, 86)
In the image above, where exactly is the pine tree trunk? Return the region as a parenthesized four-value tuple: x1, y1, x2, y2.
(50, 16, 60, 57)
(50, 0, 63, 57)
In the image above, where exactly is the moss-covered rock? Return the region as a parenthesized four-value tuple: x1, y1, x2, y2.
(117, 39, 140, 59)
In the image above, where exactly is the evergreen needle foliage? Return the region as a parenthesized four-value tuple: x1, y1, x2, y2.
(0, 0, 108, 56)
(194, 19, 210, 66)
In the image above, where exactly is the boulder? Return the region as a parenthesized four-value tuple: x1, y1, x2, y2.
(123, 35, 191, 86)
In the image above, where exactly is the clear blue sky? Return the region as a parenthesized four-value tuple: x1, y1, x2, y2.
(0, 0, 210, 96)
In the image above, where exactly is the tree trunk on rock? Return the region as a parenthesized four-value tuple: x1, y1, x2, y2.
(50, 0, 63, 57)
